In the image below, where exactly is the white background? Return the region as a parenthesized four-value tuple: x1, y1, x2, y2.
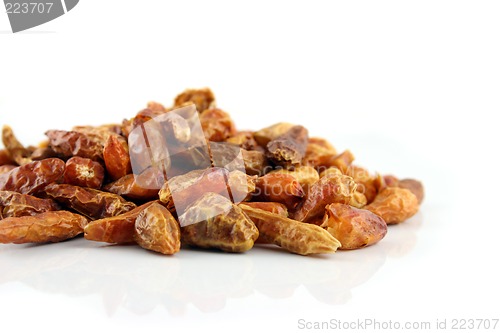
(1, 1, 499, 332)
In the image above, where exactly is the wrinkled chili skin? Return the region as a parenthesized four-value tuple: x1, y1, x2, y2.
(0, 210, 89, 244)
(0, 191, 59, 218)
(253, 173, 304, 210)
(103, 172, 160, 201)
(0, 165, 16, 175)
(180, 193, 259, 253)
(226, 131, 261, 151)
(134, 203, 181, 255)
(45, 130, 104, 161)
(0, 158, 65, 195)
(43, 183, 136, 220)
(238, 202, 288, 217)
(121, 108, 163, 139)
(292, 173, 356, 223)
(84, 201, 155, 243)
(103, 135, 132, 181)
(326, 150, 355, 173)
(241, 149, 269, 176)
(254, 122, 294, 147)
(174, 88, 215, 113)
(301, 137, 337, 169)
(345, 165, 378, 204)
(266, 125, 309, 167)
(269, 165, 319, 192)
(321, 203, 387, 250)
(159, 168, 229, 213)
(365, 187, 419, 224)
(240, 205, 340, 255)
(200, 108, 237, 142)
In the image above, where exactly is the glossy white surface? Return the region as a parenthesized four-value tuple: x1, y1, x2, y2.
(1, 1, 499, 332)
(0, 217, 418, 315)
